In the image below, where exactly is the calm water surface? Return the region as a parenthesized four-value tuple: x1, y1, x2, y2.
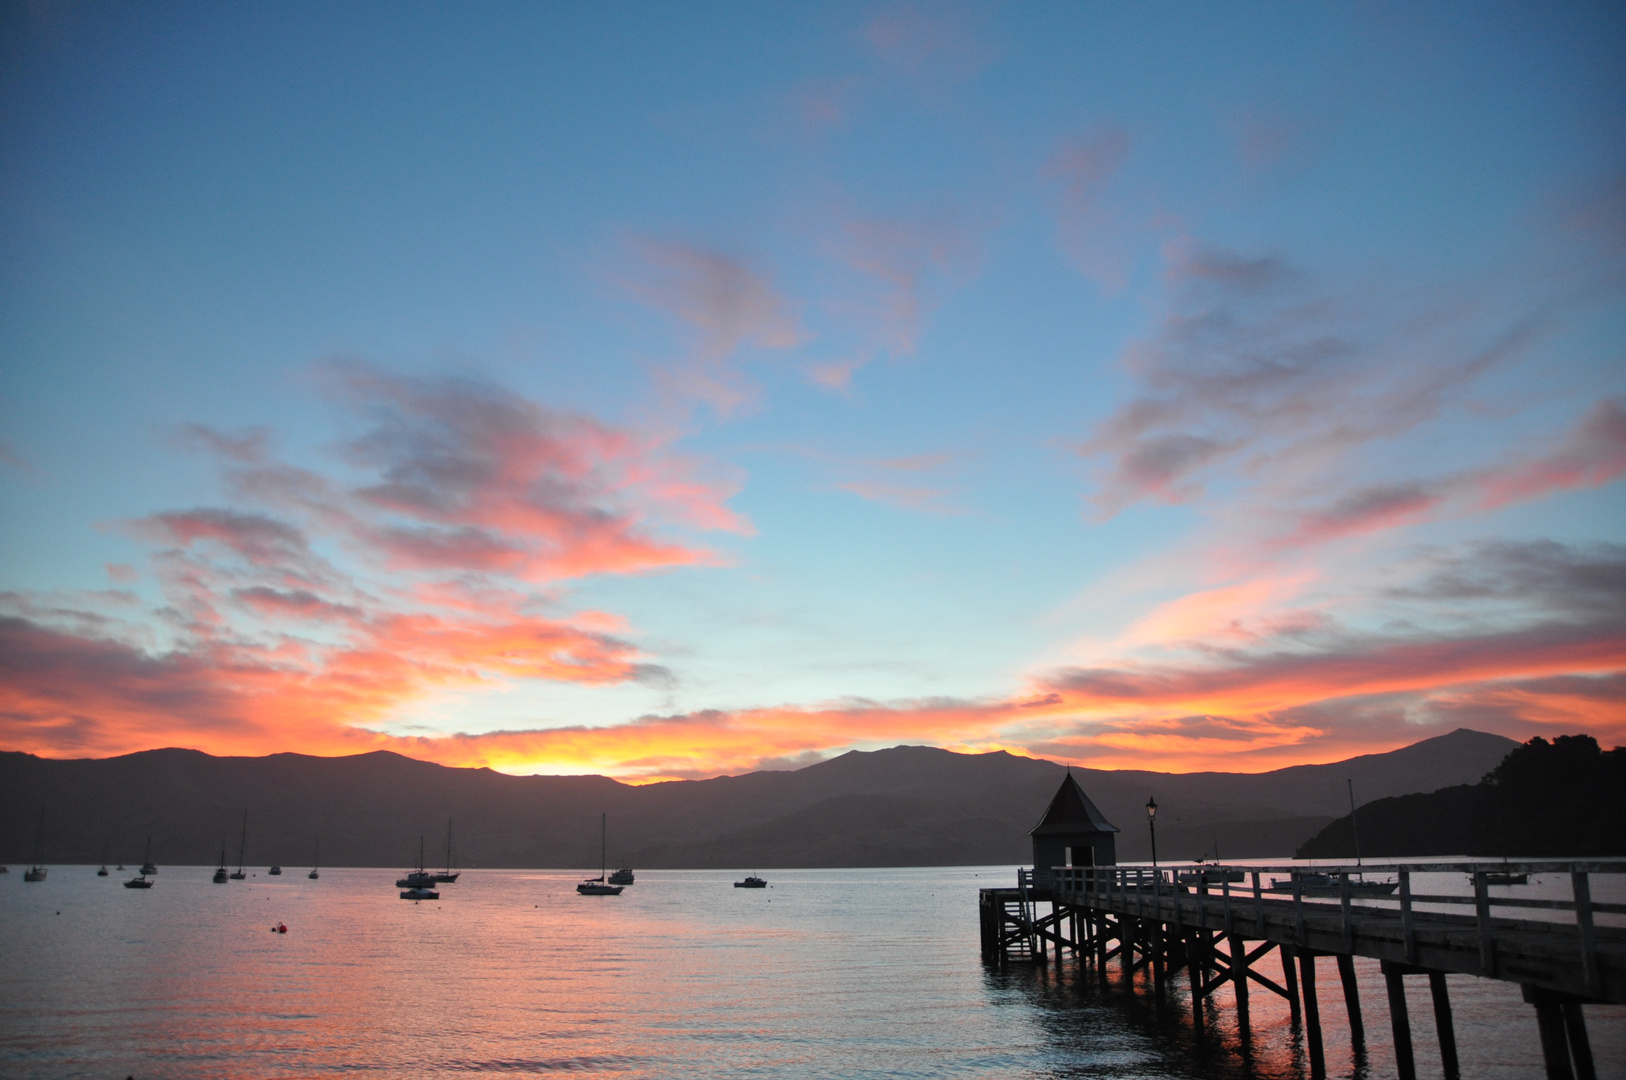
(1, 865, 1621, 1078)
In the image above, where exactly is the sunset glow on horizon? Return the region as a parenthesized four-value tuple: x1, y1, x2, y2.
(2, 4, 1623, 781)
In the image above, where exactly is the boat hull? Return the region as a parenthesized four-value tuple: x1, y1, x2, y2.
(734, 878, 767, 889)
(124, 877, 153, 889)
(400, 888, 439, 900)
(577, 883, 623, 895)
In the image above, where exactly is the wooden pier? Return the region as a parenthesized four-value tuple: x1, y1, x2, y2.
(980, 860, 1625, 1080)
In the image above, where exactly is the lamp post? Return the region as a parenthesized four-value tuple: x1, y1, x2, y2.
(1146, 795, 1158, 869)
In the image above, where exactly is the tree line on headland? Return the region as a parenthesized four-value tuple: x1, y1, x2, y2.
(1297, 734, 1626, 859)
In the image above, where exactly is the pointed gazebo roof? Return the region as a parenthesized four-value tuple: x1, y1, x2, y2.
(1029, 771, 1119, 836)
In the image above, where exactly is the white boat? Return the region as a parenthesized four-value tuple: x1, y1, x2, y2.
(397, 835, 436, 888)
(577, 813, 624, 895)
(433, 820, 459, 883)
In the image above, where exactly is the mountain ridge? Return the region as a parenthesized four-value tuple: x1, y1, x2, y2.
(0, 728, 1518, 869)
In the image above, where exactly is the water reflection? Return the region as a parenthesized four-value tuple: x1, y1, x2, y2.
(1, 866, 1621, 1078)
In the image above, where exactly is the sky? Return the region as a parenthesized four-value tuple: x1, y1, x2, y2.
(1, 2, 1623, 781)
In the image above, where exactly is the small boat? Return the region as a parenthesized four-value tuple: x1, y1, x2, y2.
(212, 842, 230, 884)
(97, 866, 109, 877)
(433, 819, 459, 883)
(268, 866, 282, 875)
(140, 836, 157, 876)
(309, 836, 319, 880)
(608, 867, 634, 886)
(98, 840, 110, 876)
(734, 875, 767, 889)
(1266, 872, 1398, 897)
(0, 866, 8, 873)
(24, 809, 48, 882)
(577, 813, 624, 895)
(397, 835, 436, 889)
(1472, 859, 1528, 887)
(124, 874, 153, 889)
(1177, 867, 1244, 886)
(230, 811, 248, 879)
(400, 887, 439, 900)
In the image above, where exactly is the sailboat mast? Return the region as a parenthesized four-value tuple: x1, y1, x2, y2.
(32, 808, 44, 866)
(237, 810, 248, 873)
(1347, 778, 1364, 876)
(445, 819, 453, 874)
(601, 812, 607, 879)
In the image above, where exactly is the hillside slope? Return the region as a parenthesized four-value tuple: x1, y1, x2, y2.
(1, 728, 1517, 869)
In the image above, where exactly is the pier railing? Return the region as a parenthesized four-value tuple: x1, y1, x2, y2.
(1048, 859, 1626, 1001)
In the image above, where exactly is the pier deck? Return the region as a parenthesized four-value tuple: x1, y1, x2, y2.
(980, 860, 1625, 1080)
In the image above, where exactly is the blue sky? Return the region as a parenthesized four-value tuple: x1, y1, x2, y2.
(2, 2, 1622, 778)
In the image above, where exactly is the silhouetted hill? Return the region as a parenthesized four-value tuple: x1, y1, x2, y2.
(0, 728, 1517, 869)
(1296, 734, 1626, 858)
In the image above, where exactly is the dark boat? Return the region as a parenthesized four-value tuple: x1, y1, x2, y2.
(433, 819, 459, 883)
(1266, 872, 1398, 897)
(269, 865, 282, 875)
(230, 811, 248, 879)
(124, 873, 153, 889)
(397, 835, 436, 889)
(608, 867, 634, 886)
(140, 836, 157, 876)
(309, 836, 319, 880)
(734, 875, 767, 889)
(400, 886, 439, 900)
(212, 842, 230, 883)
(24, 809, 48, 882)
(578, 813, 624, 895)
(98, 841, 109, 877)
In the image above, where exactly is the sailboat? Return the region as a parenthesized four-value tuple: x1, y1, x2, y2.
(230, 811, 248, 879)
(98, 840, 109, 877)
(577, 813, 624, 895)
(124, 868, 154, 889)
(433, 819, 459, 883)
(308, 836, 320, 880)
(140, 837, 157, 876)
(212, 842, 230, 883)
(399, 835, 439, 899)
(23, 809, 47, 882)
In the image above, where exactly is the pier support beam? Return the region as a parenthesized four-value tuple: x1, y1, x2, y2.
(1280, 943, 1302, 1023)
(1429, 972, 1459, 1080)
(1229, 934, 1250, 1029)
(1523, 985, 1596, 1080)
(1382, 962, 1418, 1080)
(1336, 953, 1364, 1049)
(1300, 951, 1326, 1079)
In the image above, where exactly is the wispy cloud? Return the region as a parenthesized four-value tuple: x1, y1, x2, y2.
(622, 238, 805, 416)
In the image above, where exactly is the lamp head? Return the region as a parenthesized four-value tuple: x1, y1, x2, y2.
(1146, 796, 1158, 820)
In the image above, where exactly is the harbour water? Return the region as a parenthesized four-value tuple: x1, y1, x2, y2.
(2, 865, 1621, 1078)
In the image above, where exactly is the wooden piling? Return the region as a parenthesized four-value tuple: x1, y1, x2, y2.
(1299, 951, 1325, 1078)
(1229, 933, 1250, 1028)
(1526, 986, 1576, 1080)
(1561, 999, 1596, 1080)
(1384, 963, 1418, 1080)
(1428, 971, 1459, 1080)
(1187, 931, 1203, 1027)
(1280, 942, 1302, 1023)
(1336, 952, 1364, 1047)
